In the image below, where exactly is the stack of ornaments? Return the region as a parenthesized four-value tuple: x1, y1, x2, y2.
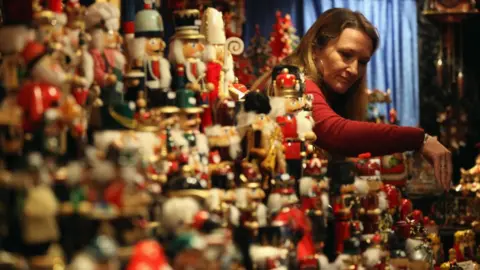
(0, 0, 477, 269)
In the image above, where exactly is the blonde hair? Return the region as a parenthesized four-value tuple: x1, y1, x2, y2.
(259, 8, 379, 121)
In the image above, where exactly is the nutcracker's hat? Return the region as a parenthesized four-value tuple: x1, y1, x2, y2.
(171, 9, 205, 40)
(33, 0, 67, 27)
(97, 104, 137, 131)
(65, 0, 86, 30)
(134, 0, 165, 38)
(21, 41, 49, 72)
(164, 165, 209, 200)
(327, 160, 356, 195)
(200, 7, 226, 45)
(271, 65, 305, 97)
(2, 0, 33, 26)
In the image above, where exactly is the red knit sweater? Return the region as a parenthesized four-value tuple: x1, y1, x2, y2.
(305, 79, 425, 157)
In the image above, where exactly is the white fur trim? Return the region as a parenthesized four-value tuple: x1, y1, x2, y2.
(257, 203, 268, 227)
(93, 131, 121, 151)
(249, 245, 288, 268)
(162, 197, 200, 233)
(235, 188, 249, 210)
(120, 167, 143, 184)
(128, 37, 146, 60)
(317, 254, 330, 270)
(82, 50, 94, 87)
(0, 25, 29, 53)
(229, 205, 240, 227)
(204, 125, 223, 137)
(267, 193, 282, 214)
(378, 191, 388, 211)
(67, 161, 84, 186)
(405, 238, 424, 256)
(85, 2, 119, 31)
(229, 135, 241, 160)
(296, 110, 315, 140)
(363, 247, 382, 268)
(91, 161, 116, 183)
(195, 133, 209, 155)
(299, 177, 314, 196)
(268, 97, 286, 119)
(134, 132, 161, 161)
(354, 177, 369, 197)
(236, 110, 257, 138)
(69, 253, 96, 270)
(224, 53, 235, 84)
(168, 39, 185, 64)
(202, 44, 217, 62)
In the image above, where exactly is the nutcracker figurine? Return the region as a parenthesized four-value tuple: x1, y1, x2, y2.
(205, 125, 241, 189)
(329, 160, 358, 255)
(85, 2, 125, 106)
(200, 7, 235, 127)
(134, 0, 172, 108)
(238, 91, 287, 189)
(17, 41, 67, 151)
(270, 65, 316, 181)
(299, 176, 329, 255)
(168, 9, 206, 109)
(0, 0, 32, 95)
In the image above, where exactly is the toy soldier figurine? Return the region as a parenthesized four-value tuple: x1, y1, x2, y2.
(329, 160, 357, 255)
(205, 125, 241, 189)
(270, 65, 316, 182)
(134, 0, 172, 109)
(33, 0, 68, 48)
(0, 0, 32, 96)
(168, 9, 207, 109)
(299, 176, 329, 256)
(238, 91, 286, 189)
(85, 2, 125, 106)
(200, 7, 236, 127)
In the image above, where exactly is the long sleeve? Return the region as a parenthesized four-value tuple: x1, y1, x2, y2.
(305, 79, 424, 157)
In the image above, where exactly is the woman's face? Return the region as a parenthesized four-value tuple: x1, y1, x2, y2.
(315, 28, 373, 94)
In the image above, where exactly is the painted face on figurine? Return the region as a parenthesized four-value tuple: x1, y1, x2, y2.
(182, 39, 204, 59)
(38, 25, 54, 44)
(145, 37, 166, 56)
(284, 97, 304, 113)
(159, 112, 179, 129)
(105, 30, 122, 49)
(180, 112, 201, 131)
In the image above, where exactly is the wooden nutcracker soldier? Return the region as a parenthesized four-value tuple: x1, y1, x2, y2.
(0, 0, 32, 97)
(205, 125, 241, 189)
(168, 9, 207, 109)
(134, 0, 172, 109)
(329, 160, 358, 255)
(33, 0, 68, 48)
(200, 7, 236, 127)
(85, 2, 125, 106)
(299, 176, 329, 256)
(270, 65, 316, 182)
(238, 91, 287, 189)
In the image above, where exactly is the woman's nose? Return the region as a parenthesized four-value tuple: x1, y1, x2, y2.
(347, 60, 359, 77)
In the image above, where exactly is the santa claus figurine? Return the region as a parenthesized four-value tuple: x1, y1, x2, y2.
(17, 41, 65, 134)
(168, 9, 207, 109)
(133, 0, 172, 109)
(85, 2, 125, 106)
(200, 7, 235, 127)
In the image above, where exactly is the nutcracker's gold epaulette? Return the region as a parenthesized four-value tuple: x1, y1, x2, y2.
(173, 9, 200, 18)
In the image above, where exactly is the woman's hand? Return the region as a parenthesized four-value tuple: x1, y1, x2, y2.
(420, 134, 452, 190)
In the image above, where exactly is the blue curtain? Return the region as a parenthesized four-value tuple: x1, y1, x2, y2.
(245, 0, 420, 127)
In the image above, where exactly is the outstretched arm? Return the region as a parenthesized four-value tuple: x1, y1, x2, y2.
(306, 80, 424, 157)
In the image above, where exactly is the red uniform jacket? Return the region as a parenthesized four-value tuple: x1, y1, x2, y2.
(305, 79, 424, 157)
(17, 82, 62, 132)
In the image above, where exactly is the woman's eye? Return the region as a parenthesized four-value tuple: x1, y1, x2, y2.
(191, 42, 196, 48)
(340, 51, 353, 59)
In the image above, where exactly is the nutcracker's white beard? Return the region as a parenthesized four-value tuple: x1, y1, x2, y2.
(224, 53, 235, 83)
(202, 44, 217, 62)
(229, 135, 241, 159)
(128, 37, 146, 60)
(90, 29, 105, 51)
(269, 97, 286, 119)
(31, 56, 67, 87)
(168, 39, 185, 64)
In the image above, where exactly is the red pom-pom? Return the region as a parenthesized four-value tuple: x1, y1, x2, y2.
(192, 210, 209, 230)
(358, 153, 372, 159)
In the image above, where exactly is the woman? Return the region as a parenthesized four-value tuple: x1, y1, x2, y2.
(258, 8, 452, 190)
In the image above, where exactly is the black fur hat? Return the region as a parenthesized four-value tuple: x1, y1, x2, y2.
(243, 91, 271, 115)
